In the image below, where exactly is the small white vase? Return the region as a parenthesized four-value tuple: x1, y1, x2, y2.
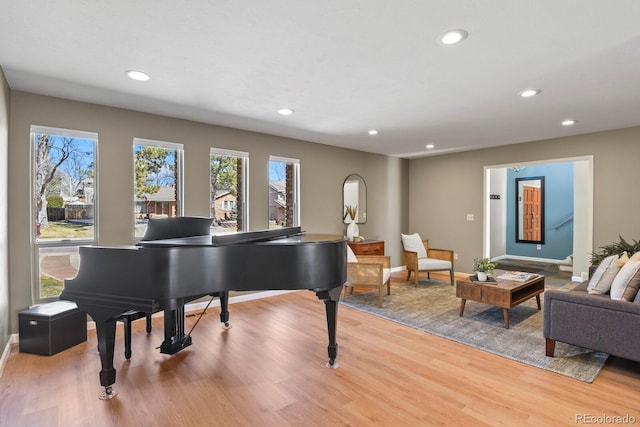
(476, 271, 488, 282)
(346, 219, 359, 241)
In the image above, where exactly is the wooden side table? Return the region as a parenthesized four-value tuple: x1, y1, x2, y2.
(347, 240, 385, 256)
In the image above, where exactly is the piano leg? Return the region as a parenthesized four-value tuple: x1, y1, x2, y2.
(94, 315, 118, 399)
(146, 313, 152, 333)
(219, 291, 231, 329)
(316, 285, 343, 369)
(160, 307, 192, 354)
(122, 315, 132, 360)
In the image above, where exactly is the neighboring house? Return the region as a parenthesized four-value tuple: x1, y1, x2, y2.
(268, 181, 286, 224)
(134, 186, 177, 218)
(212, 190, 236, 221)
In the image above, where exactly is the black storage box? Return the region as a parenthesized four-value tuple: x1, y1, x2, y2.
(19, 301, 87, 355)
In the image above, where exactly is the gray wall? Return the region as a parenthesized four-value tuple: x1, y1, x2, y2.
(0, 69, 9, 353)
(6, 91, 408, 334)
(408, 126, 640, 274)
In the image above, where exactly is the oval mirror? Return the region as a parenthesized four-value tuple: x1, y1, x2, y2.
(343, 174, 367, 224)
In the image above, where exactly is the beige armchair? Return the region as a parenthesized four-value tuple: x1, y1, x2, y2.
(343, 246, 392, 307)
(401, 233, 455, 287)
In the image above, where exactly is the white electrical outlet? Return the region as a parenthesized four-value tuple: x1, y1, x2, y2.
(454, 253, 458, 260)
(536, 244, 541, 250)
(466, 214, 474, 221)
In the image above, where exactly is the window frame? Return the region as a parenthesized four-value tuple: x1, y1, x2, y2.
(268, 155, 300, 228)
(30, 125, 99, 303)
(133, 137, 184, 240)
(210, 147, 249, 234)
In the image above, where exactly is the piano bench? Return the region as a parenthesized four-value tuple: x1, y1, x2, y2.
(117, 311, 153, 359)
(19, 301, 87, 356)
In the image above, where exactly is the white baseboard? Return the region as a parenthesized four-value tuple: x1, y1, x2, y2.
(491, 254, 570, 265)
(184, 289, 295, 312)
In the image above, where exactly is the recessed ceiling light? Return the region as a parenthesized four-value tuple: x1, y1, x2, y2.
(426, 144, 435, 149)
(519, 89, 541, 98)
(439, 29, 468, 45)
(126, 70, 150, 81)
(368, 129, 378, 135)
(277, 108, 294, 115)
(562, 119, 577, 126)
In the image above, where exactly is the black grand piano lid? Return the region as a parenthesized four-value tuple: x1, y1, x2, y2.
(139, 217, 308, 247)
(138, 217, 344, 248)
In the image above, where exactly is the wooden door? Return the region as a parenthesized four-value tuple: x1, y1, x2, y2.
(522, 186, 541, 241)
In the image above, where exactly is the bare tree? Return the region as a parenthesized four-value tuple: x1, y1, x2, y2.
(35, 135, 74, 227)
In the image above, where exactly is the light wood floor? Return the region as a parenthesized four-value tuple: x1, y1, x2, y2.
(2, 271, 640, 426)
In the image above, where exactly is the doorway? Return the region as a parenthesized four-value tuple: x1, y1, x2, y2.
(483, 156, 593, 282)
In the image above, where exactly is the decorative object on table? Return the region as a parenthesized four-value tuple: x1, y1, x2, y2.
(471, 273, 497, 283)
(345, 204, 359, 241)
(496, 271, 538, 282)
(473, 257, 496, 282)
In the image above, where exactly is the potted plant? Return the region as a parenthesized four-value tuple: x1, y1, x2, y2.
(473, 257, 496, 282)
(590, 235, 640, 267)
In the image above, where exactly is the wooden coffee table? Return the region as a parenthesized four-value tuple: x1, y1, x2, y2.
(456, 270, 545, 329)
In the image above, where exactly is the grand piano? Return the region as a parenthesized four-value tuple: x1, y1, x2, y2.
(60, 217, 347, 399)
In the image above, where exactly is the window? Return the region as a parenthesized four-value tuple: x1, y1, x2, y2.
(210, 148, 248, 234)
(133, 138, 183, 239)
(268, 156, 299, 228)
(31, 125, 97, 302)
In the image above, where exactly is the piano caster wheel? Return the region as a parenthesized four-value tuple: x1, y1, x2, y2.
(99, 386, 118, 400)
(221, 322, 232, 330)
(325, 359, 339, 369)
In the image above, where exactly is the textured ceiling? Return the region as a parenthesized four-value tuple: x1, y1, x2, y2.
(2, 1, 640, 158)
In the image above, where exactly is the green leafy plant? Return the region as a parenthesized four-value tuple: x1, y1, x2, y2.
(473, 257, 496, 274)
(46, 195, 64, 208)
(590, 235, 640, 266)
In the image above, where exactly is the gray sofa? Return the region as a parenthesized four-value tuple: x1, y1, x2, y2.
(543, 281, 640, 362)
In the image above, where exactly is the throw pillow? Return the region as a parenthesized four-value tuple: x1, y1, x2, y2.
(610, 260, 640, 301)
(587, 255, 621, 295)
(616, 251, 630, 267)
(401, 233, 427, 259)
(630, 251, 640, 262)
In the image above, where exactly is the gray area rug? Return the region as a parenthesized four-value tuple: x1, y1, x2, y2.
(340, 280, 608, 383)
